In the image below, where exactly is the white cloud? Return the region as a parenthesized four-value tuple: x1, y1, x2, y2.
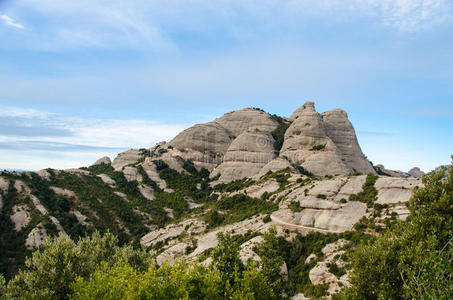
(0, 14, 24, 29)
(0, 106, 189, 170)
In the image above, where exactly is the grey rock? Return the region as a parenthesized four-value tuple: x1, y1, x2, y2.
(168, 108, 278, 171)
(25, 225, 48, 250)
(322, 109, 375, 174)
(408, 167, 425, 178)
(112, 149, 142, 171)
(210, 129, 276, 182)
(280, 102, 373, 177)
(91, 156, 111, 166)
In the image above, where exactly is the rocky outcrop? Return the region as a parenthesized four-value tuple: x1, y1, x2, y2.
(374, 164, 409, 178)
(10, 204, 31, 231)
(210, 129, 276, 182)
(280, 102, 374, 177)
(168, 122, 234, 170)
(168, 108, 278, 171)
(408, 167, 425, 178)
(91, 156, 111, 166)
(122, 166, 142, 182)
(271, 175, 423, 233)
(322, 109, 375, 174)
(25, 225, 48, 250)
(112, 149, 143, 171)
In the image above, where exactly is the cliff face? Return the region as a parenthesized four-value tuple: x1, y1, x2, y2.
(167, 102, 374, 181)
(280, 102, 375, 177)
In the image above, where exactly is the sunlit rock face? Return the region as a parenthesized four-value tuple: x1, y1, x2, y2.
(280, 102, 374, 177)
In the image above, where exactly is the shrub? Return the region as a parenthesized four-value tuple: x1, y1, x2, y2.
(343, 164, 453, 299)
(311, 144, 326, 151)
(5, 232, 149, 299)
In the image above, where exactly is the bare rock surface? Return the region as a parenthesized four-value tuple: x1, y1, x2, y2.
(36, 169, 51, 180)
(64, 169, 90, 175)
(112, 149, 142, 171)
(168, 122, 234, 170)
(375, 164, 409, 178)
(50, 186, 77, 199)
(141, 162, 167, 190)
(280, 102, 374, 177)
(139, 185, 154, 201)
(239, 236, 264, 265)
(91, 156, 111, 166)
(245, 179, 280, 199)
(408, 167, 425, 178)
(322, 109, 375, 174)
(25, 225, 48, 250)
(156, 242, 187, 266)
(97, 174, 116, 185)
(255, 158, 296, 179)
(375, 177, 423, 205)
(11, 204, 31, 231)
(122, 166, 142, 182)
(211, 129, 276, 182)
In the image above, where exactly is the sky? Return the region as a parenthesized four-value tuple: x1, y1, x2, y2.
(0, 0, 452, 172)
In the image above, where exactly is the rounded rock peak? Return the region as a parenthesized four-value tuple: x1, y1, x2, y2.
(322, 108, 348, 119)
(290, 101, 317, 120)
(303, 101, 315, 109)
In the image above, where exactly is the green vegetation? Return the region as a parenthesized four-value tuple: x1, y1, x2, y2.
(271, 116, 291, 155)
(311, 144, 326, 151)
(3, 232, 149, 299)
(205, 194, 278, 228)
(349, 174, 378, 206)
(2, 230, 286, 299)
(341, 164, 453, 299)
(212, 177, 255, 193)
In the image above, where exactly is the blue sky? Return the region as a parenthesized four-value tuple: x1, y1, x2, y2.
(0, 0, 452, 171)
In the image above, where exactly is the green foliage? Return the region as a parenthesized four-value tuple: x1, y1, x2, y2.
(208, 194, 278, 227)
(263, 214, 272, 223)
(212, 178, 255, 193)
(311, 144, 326, 151)
(85, 163, 114, 175)
(292, 164, 314, 177)
(289, 201, 303, 212)
(256, 227, 285, 295)
(327, 262, 346, 277)
(349, 174, 378, 205)
(316, 194, 326, 199)
(71, 261, 224, 300)
(0, 274, 5, 298)
(343, 165, 453, 299)
(5, 232, 149, 299)
(271, 117, 291, 155)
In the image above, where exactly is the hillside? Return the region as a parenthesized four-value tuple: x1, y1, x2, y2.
(0, 102, 432, 298)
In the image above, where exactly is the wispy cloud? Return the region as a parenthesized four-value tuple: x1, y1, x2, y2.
(0, 14, 24, 29)
(0, 106, 188, 170)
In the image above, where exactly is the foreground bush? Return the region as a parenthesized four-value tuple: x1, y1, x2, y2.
(343, 163, 453, 299)
(4, 232, 149, 299)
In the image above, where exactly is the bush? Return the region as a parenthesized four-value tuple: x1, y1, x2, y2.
(271, 117, 291, 155)
(343, 164, 453, 299)
(311, 144, 326, 151)
(5, 232, 149, 299)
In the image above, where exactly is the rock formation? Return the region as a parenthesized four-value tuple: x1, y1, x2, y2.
(210, 128, 276, 182)
(168, 108, 278, 172)
(280, 102, 374, 177)
(91, 156, 111, 166)
(408, 167, 425, 178)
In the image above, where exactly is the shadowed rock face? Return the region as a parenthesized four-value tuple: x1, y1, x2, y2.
(280, 102, 374, 177)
